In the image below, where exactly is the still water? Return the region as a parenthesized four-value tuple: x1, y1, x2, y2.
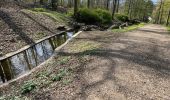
(0, 31, 75, 83)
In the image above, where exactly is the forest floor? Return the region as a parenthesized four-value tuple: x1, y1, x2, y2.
(1, 24, 170, 100)
(0, 2, 69, 56)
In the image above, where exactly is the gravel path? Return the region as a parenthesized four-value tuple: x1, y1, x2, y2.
(61, 24, 170, 100)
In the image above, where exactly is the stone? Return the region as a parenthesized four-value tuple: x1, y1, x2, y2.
(57, 25, 66, 31)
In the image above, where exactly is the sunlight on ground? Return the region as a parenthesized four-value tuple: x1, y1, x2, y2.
(24, 8, 69, 24)
(112, 23, 145, 33)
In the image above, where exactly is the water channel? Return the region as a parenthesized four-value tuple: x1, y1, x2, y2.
(0, 31, 76, 84)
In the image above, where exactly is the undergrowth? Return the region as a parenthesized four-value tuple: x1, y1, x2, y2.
(25, 8, 69, 24)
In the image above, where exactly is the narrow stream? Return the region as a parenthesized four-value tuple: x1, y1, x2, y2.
(0, 31, 76, 84)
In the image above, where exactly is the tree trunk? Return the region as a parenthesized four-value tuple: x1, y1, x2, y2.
(116, 0, 119, 13)
(106, 0, 110, 10)
(159, 0, 164, 24)
(40, 0, 43, 5)
(166, 10, 170, 26)
(127, 0, 132, 15)
(112, 0, 117, 19)
(87, 0, 90, 8)
(74, 0, 78, 16)
(156, 0, 163, 24)
(51, 0, 56, 10)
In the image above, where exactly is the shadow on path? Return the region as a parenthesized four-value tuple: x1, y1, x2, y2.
(138, 29, 169, 34)
(59, 47, 170, 77)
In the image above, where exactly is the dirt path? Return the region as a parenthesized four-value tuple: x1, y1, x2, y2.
(61, 24, 170, 100)
(1, 24, 170, 100)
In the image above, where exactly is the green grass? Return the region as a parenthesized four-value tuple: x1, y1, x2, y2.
(58, 56, 71, 65)
(21, 80, 36, 94)
(51, 68, 70, 82)
(112, 23, 145, 33)
(25, 8, 69, 24)
(166, 26, 170, 32)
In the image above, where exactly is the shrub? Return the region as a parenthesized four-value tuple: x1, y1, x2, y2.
(31, 8, 47, 12)
(95, 9, 112, 24)
(67, 8, 74, 17)
(21, 81, 36, 94)
(75, 8, 112, 25)
(115, 13, 129, 22)
(75, 8, 100, 24)
(51, 69, 69, 82)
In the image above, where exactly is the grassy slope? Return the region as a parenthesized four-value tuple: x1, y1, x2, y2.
(0, 38, 99, 100)
(0, 7, 70, 55)
(26, 8, 70, 24)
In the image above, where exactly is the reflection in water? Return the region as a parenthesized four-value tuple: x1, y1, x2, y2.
(35, 43, 45, 64)
(67, 32, 74, 39)
(10, 53, 29, 76)
(42, 40, 54, 59)
(26, 48, 36, 68)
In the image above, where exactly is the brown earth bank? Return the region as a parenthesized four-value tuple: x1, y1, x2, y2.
(1, 24, 170, 100)
(0, 2, 69, 56)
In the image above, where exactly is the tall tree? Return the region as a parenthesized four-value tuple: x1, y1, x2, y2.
(156, 0, 163, 24)
(51, 0, 57, 9)
(106, 0, 110, 10)
(87, 0, 90, 8)
(116, 0, 119, 13)
(40, 0, 43, 5)
(112, 0, 118, 19)
(166, 10, 170, 26)
(74, 0, 78, 16)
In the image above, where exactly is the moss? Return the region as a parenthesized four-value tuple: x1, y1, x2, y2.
(35, 32, 47, 39)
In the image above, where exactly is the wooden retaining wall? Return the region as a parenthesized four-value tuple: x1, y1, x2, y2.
(0, 31, 68, 83)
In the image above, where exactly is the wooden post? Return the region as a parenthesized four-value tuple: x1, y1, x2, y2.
(1, 59, 14, 81)
(74, 0, 78, 16)
(57, 35, 62, 46)
(49, 38, 55, 50)
(64, 32, 67, 42)
(0, 62, 6, 83)
(23, 51, 32, 70)
(31, 46, 38, 66)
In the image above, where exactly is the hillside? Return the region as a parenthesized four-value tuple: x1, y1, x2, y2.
(0, 1, 69, 56)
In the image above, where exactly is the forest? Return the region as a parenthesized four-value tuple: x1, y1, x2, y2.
(0, 0, 170, 100)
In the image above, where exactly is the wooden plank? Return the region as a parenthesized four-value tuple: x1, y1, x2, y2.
(1, 59, 14, 81)
(0, 62, 6, 83)
(0, 31, 65, 61)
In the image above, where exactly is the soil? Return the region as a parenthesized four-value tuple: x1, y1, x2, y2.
(0, 2, 68, 56)
(1, 24, 170, 100)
